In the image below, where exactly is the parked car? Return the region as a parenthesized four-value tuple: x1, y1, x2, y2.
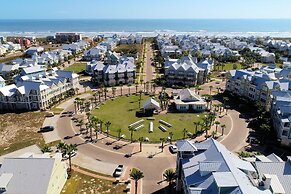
(113, 165, 124, 177)
(64, 150, 77, 159)
(169, 145, 178, 153)
(40, 126, 54, 132)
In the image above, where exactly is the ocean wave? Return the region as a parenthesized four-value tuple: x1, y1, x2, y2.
(1, 31, 291, 38)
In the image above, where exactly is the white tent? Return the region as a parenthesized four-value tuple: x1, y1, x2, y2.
(143, 98, 160, 110)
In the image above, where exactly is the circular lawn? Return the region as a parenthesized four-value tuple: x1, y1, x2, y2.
(91, 94, 205, 143)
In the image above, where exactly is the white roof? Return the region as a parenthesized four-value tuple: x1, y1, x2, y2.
(143, 98, 160, 110)
(264, 174, 285, 194)
(213, 172, 238, 187)
(0, 156, 57, 194)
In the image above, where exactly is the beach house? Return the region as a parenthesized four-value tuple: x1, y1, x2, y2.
(0, 153, 67, 194)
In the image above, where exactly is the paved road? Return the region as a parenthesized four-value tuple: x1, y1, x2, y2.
(144, 43, 155, 82)
(57, 100, 176, 194)
(220, 109, 249, 152)
(53, 79, 249, 193)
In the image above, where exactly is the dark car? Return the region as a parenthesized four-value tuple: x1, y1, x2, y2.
(40, 126, 54, 132)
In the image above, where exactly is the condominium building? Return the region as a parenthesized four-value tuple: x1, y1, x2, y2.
(0, 68, 79, 111)
(176, 139, 273, 194)
(86, 52, 136, 86)
(165, 55, 214, 86)
(271, 90, 291, 146)
(225, 68, 291, 109)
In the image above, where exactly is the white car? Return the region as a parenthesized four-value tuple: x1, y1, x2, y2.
(64, 151, 77, 159)
(113, 165, 124, 177)
(169, 145, 178, 153)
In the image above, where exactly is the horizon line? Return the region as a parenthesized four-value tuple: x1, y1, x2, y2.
(1, 18, 291, 20)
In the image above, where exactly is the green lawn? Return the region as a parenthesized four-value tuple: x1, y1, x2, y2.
(222, 63, 242, 71)
(92, 95, 204, 142)
(62, 170, 125, 194)
(65, 63, 87, 73)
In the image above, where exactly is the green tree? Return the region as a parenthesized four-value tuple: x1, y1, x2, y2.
(64, 144, 78, 172)
(41, 145, 52, 153)
(105, 121, 111, 137)
(214, 121, 220, 133)
(163, 169, 176, 194)
(138, 137, 144, 152)
(129, 126, 135, 142)
(130, 168, 144, 194)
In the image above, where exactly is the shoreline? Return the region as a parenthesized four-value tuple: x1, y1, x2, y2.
(1, 31, 291, 38)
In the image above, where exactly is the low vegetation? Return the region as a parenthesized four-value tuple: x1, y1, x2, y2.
(0, 112, 46, 155)
(113, 44, 142, 57)
(62, 170, 125, 194)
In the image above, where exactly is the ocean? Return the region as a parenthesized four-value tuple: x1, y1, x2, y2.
(1, 19, 291, 37)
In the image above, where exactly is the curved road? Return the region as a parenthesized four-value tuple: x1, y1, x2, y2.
(54, 81, 249, 193)
(57, 102, 176, 194)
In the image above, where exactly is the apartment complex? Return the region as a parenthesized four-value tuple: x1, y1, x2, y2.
(225, 66, 291, 146)
(176, 138, 291, 194)
(165, 55, 214, 86)
(86, 52, 136, 86)
(0, 67, 79, 111)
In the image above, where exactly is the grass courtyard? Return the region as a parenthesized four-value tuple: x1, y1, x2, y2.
(92, 94, 205, 142)
(65, 62, 87, 73)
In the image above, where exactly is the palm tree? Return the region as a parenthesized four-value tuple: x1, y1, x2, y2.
(97, 90, 102, 102)
(56, 142, 66, 152)
(88, 122, 94, 141)
(127, 84, 132, 95)
(105, 121, 111, 137)
(193, 121, 199, 134)
(65, 144, 78, 172)
(138, 137, 144, 152)
(112, 87, 116, 98)
(163, 169, 176, 194)
(221, 124, 226, 136)
(117, 128, 122, 140)
(160, 138, 165, 152)
(94, 128, 99, 140)
(99, 120, 103, 132)
(130, 168, 144, 194)
(120, 85, 123, 96)
(78, 119, 84, 132)
(169, 132, 173, 144)
(92, 93, 98, 105)
(183, 128, 187, 139)
(104, 88, 108, 100)
(129, 126, 135, 142)
(41, 145, 52, 153)
(214, 121, 220, 133)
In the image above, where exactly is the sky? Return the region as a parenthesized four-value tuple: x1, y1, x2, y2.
(1, 0, 291, 19)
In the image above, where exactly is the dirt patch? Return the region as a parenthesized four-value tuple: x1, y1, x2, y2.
(0, 112, 46, 155)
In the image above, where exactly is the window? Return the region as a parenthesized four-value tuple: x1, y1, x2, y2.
(284, 122, 290, 128)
